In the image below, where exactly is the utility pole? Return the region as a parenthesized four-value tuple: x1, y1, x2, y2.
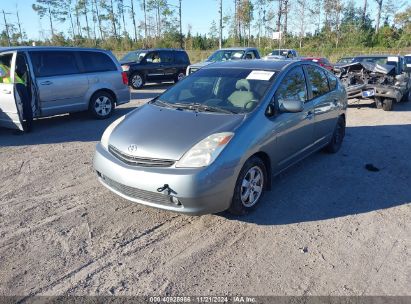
(2, 10, 11, 46)
(219, 0, 222, 49)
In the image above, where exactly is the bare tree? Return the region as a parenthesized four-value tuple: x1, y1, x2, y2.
(296, 0, 307, 48)
(375, 0, 383, 33)
(362, 0, 368, 25)
(130, 0, 138, 41)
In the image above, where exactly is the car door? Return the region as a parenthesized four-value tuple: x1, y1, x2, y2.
(268, 66, 316, 169)
(0, 51, 25, 131)
(161, 51, 177, 80)
(29, 50, 89, 116)
(304, 65, 339, 145)
(143, 51, 165, 82)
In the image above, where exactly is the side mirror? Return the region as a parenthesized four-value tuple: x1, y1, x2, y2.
(265, 103, 276, 117)
(279, 99, 304, 113)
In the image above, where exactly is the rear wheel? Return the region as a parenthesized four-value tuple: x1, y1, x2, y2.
(89, 91, 115, 119)
(174, 71, 185, 83)
(324, 115, 345, 154)
(130, 72, 144, 89)
(402, 90, 411, 102)
(382, 98, 393, 111)
(228, 156, 267, 215)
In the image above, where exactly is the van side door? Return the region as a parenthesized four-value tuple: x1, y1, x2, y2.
(29, 50, 89, 116)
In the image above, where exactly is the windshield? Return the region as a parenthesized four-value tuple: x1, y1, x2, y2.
(207, 50, 245, 62)
(405, 56, 411, 64)
(270, 50, 288, 56)
(354, 56, 399, 70)
(152, 68, 275, 114)
(337, 58, 353, 64)
(121, 51, 146, 62)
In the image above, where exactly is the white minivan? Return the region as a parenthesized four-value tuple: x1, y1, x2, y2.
(0, 47, 130, 131)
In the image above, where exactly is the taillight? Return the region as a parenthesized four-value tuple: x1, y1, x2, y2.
(121, 72, 128, 85)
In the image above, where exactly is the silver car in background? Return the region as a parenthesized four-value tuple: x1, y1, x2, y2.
(94, 60, 347, 215)
(0, 47, 130, 131)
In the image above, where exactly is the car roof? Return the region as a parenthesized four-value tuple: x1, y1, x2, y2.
(218, 47, 258, 51)
(353, 54, 398, 58)
(0, 46, 111, 53)
(201, 59, 295, 71)
(128, 48, 185, 52)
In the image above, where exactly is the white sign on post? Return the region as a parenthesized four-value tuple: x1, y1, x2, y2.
(272, 31, 282, 40)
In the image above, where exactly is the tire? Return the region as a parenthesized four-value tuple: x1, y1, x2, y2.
(375, 98, 383, 109)
(382, 98, 393, 111)
(402, 90, 411, 102)
(228, 156, 267, 216)
(324, 115, 345, 154)
(174, 71, 185, 83)
(130, 72, 144, 89)
(89, 91, 115, 119)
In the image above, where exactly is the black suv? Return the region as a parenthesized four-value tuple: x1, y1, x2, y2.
(120, 49, 190, 89)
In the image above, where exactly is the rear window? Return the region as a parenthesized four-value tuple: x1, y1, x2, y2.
(30, 51, 80, 77)
(306, 65, 330, 98)
(79, 51, 117, 73)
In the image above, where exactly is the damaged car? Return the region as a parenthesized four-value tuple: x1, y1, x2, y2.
(333, 55, 411, 111)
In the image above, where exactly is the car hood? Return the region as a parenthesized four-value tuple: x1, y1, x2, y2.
(190, 61, 214, 68)
(335, 61, 396, 75)
(109, 104, 245, 160)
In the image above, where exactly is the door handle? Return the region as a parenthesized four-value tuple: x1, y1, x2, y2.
(305, 111, 314, 120)
(40, 81, 53, 85)
(2, 89, 11, 94)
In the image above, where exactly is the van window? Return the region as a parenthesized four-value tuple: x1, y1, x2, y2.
(306, 65, 330, 98)
(79, 51, 117, 73)
(30, 51, 80, 77)
(175, 52, 189, 64)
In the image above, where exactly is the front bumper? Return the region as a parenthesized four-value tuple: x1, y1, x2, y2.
(93, 143, 236, 215)
(346, 84, 403, 102)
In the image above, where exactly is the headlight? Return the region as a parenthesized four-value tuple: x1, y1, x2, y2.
(176, 132, 234, 168)
(101, 116, 125, 149)
(121, 65, 130, 72)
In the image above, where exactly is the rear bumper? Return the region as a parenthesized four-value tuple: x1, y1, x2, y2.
(116, 87, 130, 105)
(93, 143, 236, 215)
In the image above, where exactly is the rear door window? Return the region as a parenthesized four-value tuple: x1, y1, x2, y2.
(160, 51, 174, 64)
(175, 52, 189, 64)
(79, 51, 117, 73)
(30, 51, 80, 77)
(327, 72, 338, 91)
(305, 65, 330, 98)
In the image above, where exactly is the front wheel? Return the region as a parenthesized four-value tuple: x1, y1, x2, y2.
(228, 156, 267, 215)
(130, 72, 144, 89)
(382, 98, 393, 111)
(89, 91, 115, 119)
(324, 115, 345, 154)
(174, 71, 186, 83)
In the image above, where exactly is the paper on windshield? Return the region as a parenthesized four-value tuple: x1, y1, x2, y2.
(387, 56, 399, 62)
(246, 70, 275, 81)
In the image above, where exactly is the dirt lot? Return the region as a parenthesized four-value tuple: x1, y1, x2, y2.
(0, 85, 410, 298)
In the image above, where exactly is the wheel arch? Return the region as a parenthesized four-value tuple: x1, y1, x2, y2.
(89, 88, 117, 107)
(251, 151, 272, 191)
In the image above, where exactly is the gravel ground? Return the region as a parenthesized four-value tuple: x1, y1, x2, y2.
(0, 85, 410, 298)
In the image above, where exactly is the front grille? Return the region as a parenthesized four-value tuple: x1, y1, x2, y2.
(100, 174, 179, 206)
(109, 145, 175, 167)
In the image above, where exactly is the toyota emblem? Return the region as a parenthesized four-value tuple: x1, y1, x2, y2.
(128, 144, 138, 153)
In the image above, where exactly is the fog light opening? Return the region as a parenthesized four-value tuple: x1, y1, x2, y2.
(170, 196, 182, 206)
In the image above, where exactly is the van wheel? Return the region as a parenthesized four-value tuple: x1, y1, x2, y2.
(324, 115, 345, 154)
(130, 72, 144, 89)
(228, 156, 267, 216)
(382, 98, 393, 111)
(89, 91, 115, 119)
(174, 72, 185, 83)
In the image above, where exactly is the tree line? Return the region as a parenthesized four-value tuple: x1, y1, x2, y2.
(1, 0, 410, 54)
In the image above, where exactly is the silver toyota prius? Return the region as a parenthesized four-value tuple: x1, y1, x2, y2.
(94, 60, 347, 215)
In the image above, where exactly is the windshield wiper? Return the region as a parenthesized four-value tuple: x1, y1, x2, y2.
(150, 97, 175, 109)
(171, 102, 236, 114)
